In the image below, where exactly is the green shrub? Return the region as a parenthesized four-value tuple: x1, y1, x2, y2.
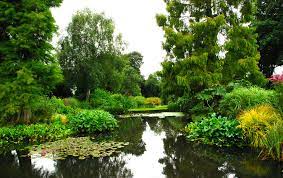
(168, 86, 226, 116)
(131, 96, 145, 107)
(219, 87, 278, 118)
(185, 114, 243, 147)
(0, 123, 73, 145)
(168, 101, 180, 112)
(48, 97, 74, 115)
(144, 97, 161, 106)
(111, 94, 137, 109)
(63, 97, 80, 108)
(167, 95, 192, 112)
(90, 89, 137, 114)
(90, 89, 112, 108)
(69, 110, 118, 133)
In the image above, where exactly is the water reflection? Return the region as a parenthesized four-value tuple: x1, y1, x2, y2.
(0, 117, 282, 178)
(31, 154, 57, 178)
(123, 122, 166, 178)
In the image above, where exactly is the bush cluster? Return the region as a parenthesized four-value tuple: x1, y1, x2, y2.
(90, 89, 137, 114)
(219, 87, 278, 118)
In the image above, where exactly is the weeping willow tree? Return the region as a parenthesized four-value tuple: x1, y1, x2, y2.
(157, 0, 266, 102)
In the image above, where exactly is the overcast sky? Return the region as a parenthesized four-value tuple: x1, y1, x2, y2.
(51, 0, 167, 78)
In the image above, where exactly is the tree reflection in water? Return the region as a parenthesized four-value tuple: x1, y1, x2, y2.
(55, 156, 133, 178)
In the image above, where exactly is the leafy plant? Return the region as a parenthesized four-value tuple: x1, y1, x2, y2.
(167, 95, 191, 112)
(185, 114, 243, 147)
(69, 110, 118, 134)
(219, 87, 279, 118)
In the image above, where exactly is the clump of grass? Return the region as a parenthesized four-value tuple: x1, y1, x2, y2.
(237, 104, 283, 160)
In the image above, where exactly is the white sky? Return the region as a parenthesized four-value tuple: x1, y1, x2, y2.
(51, 0, 167, 78)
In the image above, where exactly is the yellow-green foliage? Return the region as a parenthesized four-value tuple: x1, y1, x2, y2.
(51, 114, 68, 125)
(238, 105, 283, 160)
(144, 97, 161, 106)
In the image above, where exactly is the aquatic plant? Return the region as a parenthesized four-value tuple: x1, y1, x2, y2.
(185, 114, 243, 147)
(0, 123, 73, 145)
(69, 110, 118, 134)
(29, 137, 129, 160)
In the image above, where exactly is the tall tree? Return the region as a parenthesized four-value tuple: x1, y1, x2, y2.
(120, 65, 143, 96)
(58, 9, 124, 100)
(255, 0, 283, 77)
(157, 0, 266, 102)
(0, 0, 63, 122)
(118, 52, 144, 96)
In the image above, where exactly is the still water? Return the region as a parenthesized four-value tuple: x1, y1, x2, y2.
(0, 117, 282, 178)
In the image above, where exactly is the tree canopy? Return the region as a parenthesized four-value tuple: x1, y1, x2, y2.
(58, 9, 144, 99)
(156, 0, 266, 101)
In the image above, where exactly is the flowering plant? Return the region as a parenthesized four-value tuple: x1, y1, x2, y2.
(269, 73, 283, 84)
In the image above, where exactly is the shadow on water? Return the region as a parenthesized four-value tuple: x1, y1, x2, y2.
(0, 116, 282, 178)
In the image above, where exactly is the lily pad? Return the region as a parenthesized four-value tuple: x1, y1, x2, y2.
(29, 137, 129, 160)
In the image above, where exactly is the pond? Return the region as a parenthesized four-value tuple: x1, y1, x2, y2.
(0, 116, 282, 178)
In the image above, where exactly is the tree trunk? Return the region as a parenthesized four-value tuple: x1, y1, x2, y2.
(86, 89, 91, 102)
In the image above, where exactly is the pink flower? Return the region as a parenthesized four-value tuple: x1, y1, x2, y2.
(269, 73, 283, 84)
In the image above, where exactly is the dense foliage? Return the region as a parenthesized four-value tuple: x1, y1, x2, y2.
(219, 87, 279, 118)
(142, 73, 161, 97)
(89, 89, 136, 114)
(0, 0, 63, 123)
(185, 114, 243, 147)
(69, 110, 118, 134)
(0, 123, 73, 145)
(157, 0, 266, 105)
